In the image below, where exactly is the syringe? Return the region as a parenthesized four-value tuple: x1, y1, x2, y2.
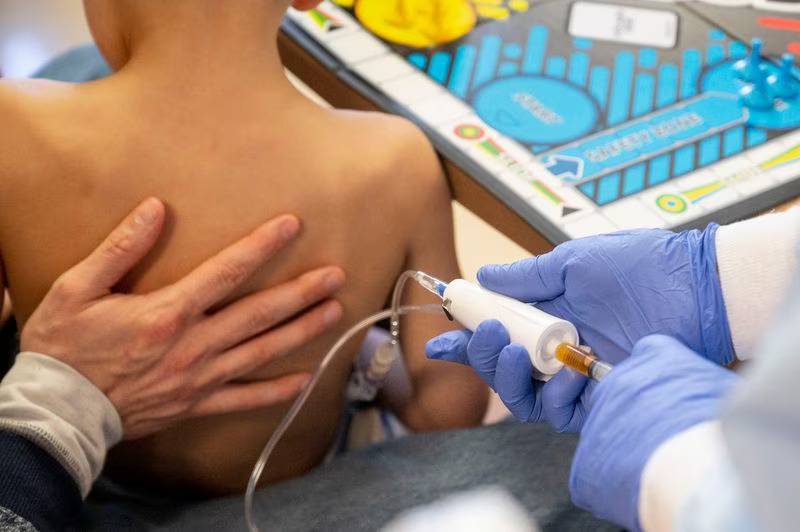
(415, 271, 612, 380)
(554, 343, 612, 381)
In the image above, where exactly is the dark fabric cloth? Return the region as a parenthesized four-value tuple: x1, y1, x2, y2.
(0, 318, 18, 379)
(79, 421, 617, 531)
(0, 506, 36, 532)
(0, 432, 82, 531)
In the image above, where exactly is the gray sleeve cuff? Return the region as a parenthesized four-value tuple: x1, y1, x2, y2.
(0, 352, 122, 497)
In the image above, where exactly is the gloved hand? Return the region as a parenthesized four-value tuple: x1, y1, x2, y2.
(426, 226, 734, 431)
(427, 320, 591, 431)
(570, 334, 738, 531)
(479, 226, 733, 365)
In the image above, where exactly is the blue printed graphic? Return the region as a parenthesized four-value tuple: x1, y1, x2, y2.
(699, 135, 721, 166)
(639, 49, 658, 70)
(681, 49, 702, 99)
(569, 52, 590, 86)
(648, 154, 671, 186)
(608, 51, 635, 125)
(429, 52, 452, 84)
(473, 76, 600, 145)
(385, 12, 798, 210)
(523, 25, 548, 74)
(632, 73, 655, 117)
(673, 144, 696, 176)
(596, 173, 621, 205)
(623, 164, 646, 195)
(409, 54, 426, 70)
(656, 64, 679, 107)
(746, 127, 768, 147)
(543, 155, 584, 182)
(294, 0, 800, 235)
(474, 35, 503, 87)
(449, 45, 477, 98)
(545, 93, 745, 182)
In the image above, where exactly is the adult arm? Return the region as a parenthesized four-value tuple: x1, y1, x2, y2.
(636, 284, 800, 532)
(427, 209, 800, 431)
(0, 198, 345, 527)
(661, 270, 800, 532)
(428, 222, 734, 431)
(569, 335, 742, 531)
(572, 318, 798, 532)
(635, 207, 800, 530)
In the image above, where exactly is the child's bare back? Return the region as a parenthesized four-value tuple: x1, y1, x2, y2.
(0, 0, 486, 496)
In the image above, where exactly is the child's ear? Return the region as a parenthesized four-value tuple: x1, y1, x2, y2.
(291, 0, 324, 11)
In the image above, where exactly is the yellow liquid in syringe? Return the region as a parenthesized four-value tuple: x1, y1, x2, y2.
(555, 343, 613, 381)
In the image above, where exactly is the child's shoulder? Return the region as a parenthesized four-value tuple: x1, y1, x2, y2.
(0, 79, 79, 142)
(0, 79, 35, 125)
(0, 79, 85, 188)
(0, 80, 46, 161)
(329, 110, 441, 181)
(335, 110, 431, 153)
(322, 109, 449, 222)
(0, 77, 72, 111)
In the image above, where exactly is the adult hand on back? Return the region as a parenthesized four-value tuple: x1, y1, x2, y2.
(21, 198, 345, 439)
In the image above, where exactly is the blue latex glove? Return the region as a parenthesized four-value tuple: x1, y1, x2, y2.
(570, 334, 739, 531)
(427, 320, 591, 431)
(426, 226, 734, 430)
(479, 226, 734, 365)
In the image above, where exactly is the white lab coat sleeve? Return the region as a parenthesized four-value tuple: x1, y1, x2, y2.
(637, 421, 729, 532)
(719, 273, 800, 532)
(638, 420, 759, 532)
(714, 208, 800, 360)
(671, 456, 758, 532)
(641, 265, 800, 532)
(0, 352, 122, 497)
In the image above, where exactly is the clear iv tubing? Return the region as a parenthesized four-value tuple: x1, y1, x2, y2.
(244, 271, 434, 532)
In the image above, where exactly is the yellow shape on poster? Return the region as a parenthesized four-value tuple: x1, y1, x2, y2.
(356, 0, 477, 48)
(760, 144, 800, 170)
(331, 0, 355, 7)
(475, 5, 511, 19)
(656, 194, 688, 214)
(509, 0, 530, 11)
(681, 181, 723, 203)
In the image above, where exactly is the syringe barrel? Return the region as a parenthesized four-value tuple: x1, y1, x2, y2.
(442, 280, 578, 378)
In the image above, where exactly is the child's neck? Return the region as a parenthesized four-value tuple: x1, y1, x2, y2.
(117, 4, 293, 97)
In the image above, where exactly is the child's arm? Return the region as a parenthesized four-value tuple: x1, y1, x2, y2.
(383, 123, 488, 431)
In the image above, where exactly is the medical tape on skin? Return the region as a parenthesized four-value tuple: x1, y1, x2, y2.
(0, 352, 122, 497)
